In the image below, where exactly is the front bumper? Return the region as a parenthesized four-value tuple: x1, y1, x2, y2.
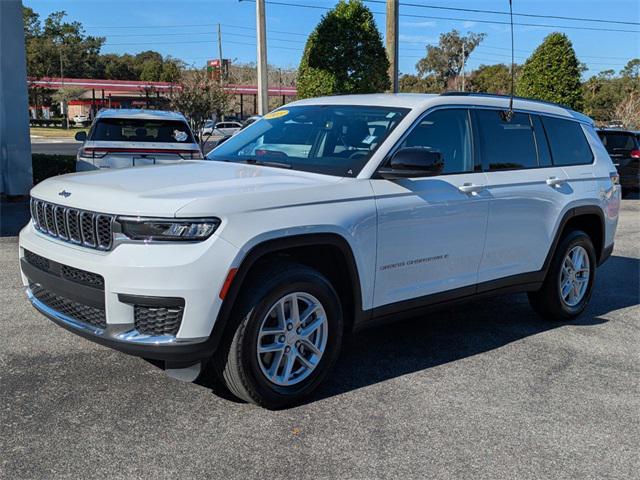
(19, 222, 240, 361)
(27, 287, 212, 361)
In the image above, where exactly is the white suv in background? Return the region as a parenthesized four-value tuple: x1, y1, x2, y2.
(20, 93, 620, 409)
(75, 109, 202, 170)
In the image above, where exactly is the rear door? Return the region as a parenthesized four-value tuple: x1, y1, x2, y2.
(371, 108, 490, 308)
(476, 110, 571, 284)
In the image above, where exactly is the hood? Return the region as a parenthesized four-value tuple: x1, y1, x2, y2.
(31, 161, 342, 217)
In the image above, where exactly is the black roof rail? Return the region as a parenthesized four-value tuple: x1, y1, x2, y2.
(439, 91, 573, 111)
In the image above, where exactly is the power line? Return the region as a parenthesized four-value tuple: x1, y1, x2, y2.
(364, 0, 640, 26)
(104, 38, 303, 51)
(253, 0, 639, 34)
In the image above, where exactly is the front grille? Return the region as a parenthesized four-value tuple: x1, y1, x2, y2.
(134, 306, 184, 336)
(23, 249, 104, 289)
(30, 198, 114, 251)
(61, 265, 105, 288)
(30, 283, 106, 329)
(24, 249, 50, 271)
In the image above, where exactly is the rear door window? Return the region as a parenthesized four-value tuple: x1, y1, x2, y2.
(541, 116, 593, 166)
(475, 110, 539, 170)
(91, 118, 194, 143)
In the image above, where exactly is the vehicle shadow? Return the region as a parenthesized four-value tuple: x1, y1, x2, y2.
(306, 254, 638, 403)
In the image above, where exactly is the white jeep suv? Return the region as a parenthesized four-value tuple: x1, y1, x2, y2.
(19, 93, 620, 408)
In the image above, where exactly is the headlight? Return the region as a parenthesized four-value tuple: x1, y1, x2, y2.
(117, 217, 221, 242)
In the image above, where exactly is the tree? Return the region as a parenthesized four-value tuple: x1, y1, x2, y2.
(160, 58, 183, 83)
(140, 60, 163, 82)
(621, 58, 640, 79)
(614, 91, 640, 129)
(516, 32, 583, 110)
(416, 30, 485, 90)
(22, 9, 105, 79)
(398, 73, 441, 93)
(297, 0, 389, 98)
(170, 69, 231, 149)
(468, 64, 516, 94)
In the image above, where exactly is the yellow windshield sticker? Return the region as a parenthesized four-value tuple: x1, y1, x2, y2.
(264, 109, 289, 120)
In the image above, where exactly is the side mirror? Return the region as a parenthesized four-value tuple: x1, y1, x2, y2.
(74, 131, 87, 142)
(379, 147, 444, 179)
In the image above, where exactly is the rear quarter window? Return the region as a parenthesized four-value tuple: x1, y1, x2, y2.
(541, 116, 593, 166)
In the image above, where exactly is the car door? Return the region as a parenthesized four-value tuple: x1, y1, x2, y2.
(475, 110, 572, 285)
(371, 108, 490, 309)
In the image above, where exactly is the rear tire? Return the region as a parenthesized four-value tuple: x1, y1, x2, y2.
(211, 261, 343, 409)
(528, 230, 596, 321)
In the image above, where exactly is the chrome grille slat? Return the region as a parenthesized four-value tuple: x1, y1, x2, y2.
(80, 212, 97, 247)
(29, 198, 114, 251)
(54, 206, 68, 239)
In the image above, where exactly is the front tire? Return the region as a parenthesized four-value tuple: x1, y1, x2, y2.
(528, 230, 596, 321)
(213, 262, 343, 409)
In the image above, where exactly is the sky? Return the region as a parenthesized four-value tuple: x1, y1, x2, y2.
(24, 0, 640, 78)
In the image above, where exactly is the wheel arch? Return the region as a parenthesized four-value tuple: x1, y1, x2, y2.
(209, 233, 366, 353)
(544, 205, 606, 273)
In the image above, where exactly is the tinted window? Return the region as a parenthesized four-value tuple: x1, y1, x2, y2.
(209, 105, 409, 177)
(91, 118, 194, 143)
(542, 117, 593, 166)
(400, 109, 474, 174)
(476, 110, 538, 170)
(598, 131, 639, 154)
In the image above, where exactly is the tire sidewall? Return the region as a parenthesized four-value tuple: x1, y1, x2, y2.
(552, 231, 596, 317)
(238, 268, 343, 407)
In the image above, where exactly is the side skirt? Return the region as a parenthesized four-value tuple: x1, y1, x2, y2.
(354, 271, 544, 332)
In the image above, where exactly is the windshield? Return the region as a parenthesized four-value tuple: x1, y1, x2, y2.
(90, 118, 194, 143)
(207, 105, 409, 176)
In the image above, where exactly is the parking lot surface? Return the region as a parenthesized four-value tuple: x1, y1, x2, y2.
(1, 199, 638, 480)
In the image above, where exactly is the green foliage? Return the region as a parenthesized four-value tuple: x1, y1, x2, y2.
(170, 69, 231, 148)
(32, 154, 76, 184)
(398, 73, 441, 93)
(22, 9, 182, 83)
(416, 30, 485, 90)
(468, 64, 517, 95)
(583, 60, 640, 123)
(297, 0, 389, 98)
(516, 33, 584, 110)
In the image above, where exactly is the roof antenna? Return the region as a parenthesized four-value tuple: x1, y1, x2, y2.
(502, 0, 515, 122)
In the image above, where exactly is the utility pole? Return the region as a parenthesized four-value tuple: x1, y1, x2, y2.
(58, 37, 68, 128)
(217, 23, 223, 84)
(461, 42, 465, 92)
(386, 0, 399, 93)
(256, 0, 269, 115)
(217, 23, 224, 120)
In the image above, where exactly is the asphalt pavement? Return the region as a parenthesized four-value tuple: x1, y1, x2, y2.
(1, 199, 638, 480)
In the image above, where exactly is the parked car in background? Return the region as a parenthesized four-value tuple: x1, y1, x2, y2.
(201, 120, 243, 139)
(72, 114, 90, 127)
(215, 121, 243, 137)
(597, 128, 640, 196)
(240, 115, 262, 130)
(75, 109, 202, 170)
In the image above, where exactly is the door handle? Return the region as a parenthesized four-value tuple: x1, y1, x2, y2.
(458, 183, 485, 195)
(546, 176, 565, 187)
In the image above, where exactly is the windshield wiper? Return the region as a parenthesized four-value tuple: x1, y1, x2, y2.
(236, 159, 292, 169)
